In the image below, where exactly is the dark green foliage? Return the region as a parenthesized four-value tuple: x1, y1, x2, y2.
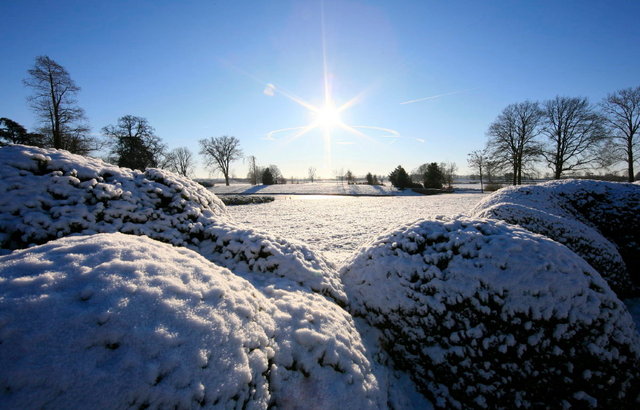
(423, 162, 445, 189)
(103, 115, 166, 171)
(389, 165, 413, 189)
(262, 168, 275, 185)
(366, 172, 374, 185)
(365, 172, 380, 185)
(220, 195, 275, 206)
(0, 118, 44, 147)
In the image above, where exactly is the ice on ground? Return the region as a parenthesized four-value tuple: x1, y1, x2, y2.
(0, 145, 345, 304)
(472, 179, 640, 296)
(341, 217, 640, 409)
(0, 233, 385, 409)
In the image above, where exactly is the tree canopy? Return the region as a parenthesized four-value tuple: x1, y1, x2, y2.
(199, 136, 243, 186)
(389, 165, 413, 189)
(23, 56, 95, 154)
(103, 115, 166, 170)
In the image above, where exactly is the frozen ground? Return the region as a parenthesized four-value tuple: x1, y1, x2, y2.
(227, 194, 485, 265)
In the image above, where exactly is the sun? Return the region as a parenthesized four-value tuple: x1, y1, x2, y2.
(313, 101, 343, 129)
(261, 2, 400, 169)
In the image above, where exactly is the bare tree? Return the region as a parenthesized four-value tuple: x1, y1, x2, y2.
(345, 170, 355, 185)
(468, 150, 488, 192)
(269, 164, 286, 184)
(103, 115, 166, 170)
(199, 136, 243, 186)
(246, 155, 260, 185)
(24, 56, 96, 153)
(487, 101, 543, 185)
(600, 86, 640, 182)
(440, 162, 457, 188)
(164, 147, 195, 177)
(308, 166, 317, 183)
(541, 96, 606, 179)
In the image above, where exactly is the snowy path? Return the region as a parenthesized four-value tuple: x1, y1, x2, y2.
(228, 194, 486, 265)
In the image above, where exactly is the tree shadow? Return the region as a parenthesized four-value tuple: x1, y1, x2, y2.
(240, 185, 267, 194)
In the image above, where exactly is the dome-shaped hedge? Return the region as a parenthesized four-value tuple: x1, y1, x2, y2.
(0, 145, 345, 303)
(471, 180, 640, 296)
(341, 217, 640, 409)
(0, 233, 384, 408)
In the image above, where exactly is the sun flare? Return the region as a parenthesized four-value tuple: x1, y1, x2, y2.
(313, 102, 343, 129)
(262, 1, 399, 170)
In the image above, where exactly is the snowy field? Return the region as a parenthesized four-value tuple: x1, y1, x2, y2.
(228, 194, 485, 264)
(3, 146, 640, 409)
(210, 181, 482, 196)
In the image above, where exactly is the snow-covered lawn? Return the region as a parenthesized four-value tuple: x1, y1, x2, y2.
(210, 181, 414, 196)
(2, 146, 640, 409)
(227, 194, 485, 265)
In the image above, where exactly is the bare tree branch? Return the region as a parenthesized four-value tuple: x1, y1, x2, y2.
(486, 101, 543, 185)
(541, 96, 607, 179)
(600, 86, 640, 182)
(199, 136, 243, 186)
(23, 56, 96, 154)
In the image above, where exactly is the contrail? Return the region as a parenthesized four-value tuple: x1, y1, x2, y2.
(352, 125, 400, 138)
(400, 88, 475, 105)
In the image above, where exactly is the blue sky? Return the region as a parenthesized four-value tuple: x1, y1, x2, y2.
(1, 0, 639, 179)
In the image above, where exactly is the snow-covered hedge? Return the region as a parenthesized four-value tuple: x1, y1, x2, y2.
(0, 145, 345, 303)
(471, 180, 640, 296)
(341, 217, 640, 409)
(0, 233, 384, 408)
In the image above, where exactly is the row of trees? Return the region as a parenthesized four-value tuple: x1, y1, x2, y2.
(244, 155, 287, 185)
(388, 162, 457, 190)
(1, 55, 249, 184)
(474, 88, 640, 185)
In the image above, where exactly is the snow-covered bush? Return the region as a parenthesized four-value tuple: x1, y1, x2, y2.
(471, 180, 640, 296)
(0, 145, 345, 303)
(341, 217, 640, 409)
(0, 233, 384, 408)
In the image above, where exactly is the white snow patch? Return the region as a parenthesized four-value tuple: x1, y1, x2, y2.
(0, 233, 385, 408)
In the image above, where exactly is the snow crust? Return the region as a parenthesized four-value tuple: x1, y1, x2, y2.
(341, 217, 640, 409)
(0, 145, 345, 304)
(0, 233, 384, 408)
(471, 180, 640, 296)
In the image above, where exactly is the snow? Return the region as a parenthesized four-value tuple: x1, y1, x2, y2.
(341, 217, 640, 408)
(0, 145, 346, 304)
(228, 195, 484, 265)
(210, 181, 419, 196)
(2, 146, 640, 409)
(471, 180, 640, 296)
(0, 233, 385, 408)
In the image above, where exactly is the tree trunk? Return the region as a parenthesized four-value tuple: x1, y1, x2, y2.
(629, 141, 635, 182)
(554, 165, 562, 180)
(48, 71, 62, 149)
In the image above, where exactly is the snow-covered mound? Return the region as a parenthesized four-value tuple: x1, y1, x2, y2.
(471, 180, 640, 296)
(0, 233, 384, 408)
(0, 145, 345, 303)
(341, 217, 640, 409)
